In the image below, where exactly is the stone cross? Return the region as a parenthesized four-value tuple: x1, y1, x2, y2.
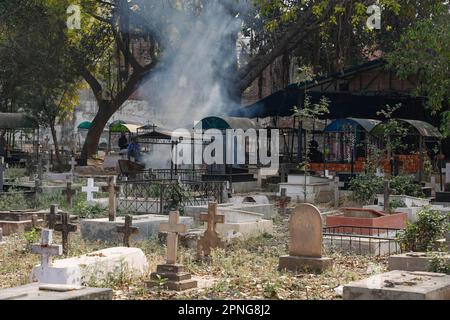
(48, 205, 58, 229)
(445, 163, 450, 185)
(160, 211, 187, 265)
(289, 203, 323, 258)
(197, 202, 225, 257)
(0, 156, 4, 193)
(376, 168, 385, 177)
(54, 212, 77, 254)
(31, 229, 62, 273)
(116, 215, 139, 247)
(63, 179, 76, 208)
(82, 178, 99, 202)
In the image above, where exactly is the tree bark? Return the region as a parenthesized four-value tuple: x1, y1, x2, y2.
(49, 121, 62, 169)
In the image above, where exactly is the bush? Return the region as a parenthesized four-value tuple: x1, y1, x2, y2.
(349, 174, 383, 204)
(397, 207, 449, 252)
(0, 192, 30, 211)
(72, 200, 106, 218)
(389, 175, 424, 198)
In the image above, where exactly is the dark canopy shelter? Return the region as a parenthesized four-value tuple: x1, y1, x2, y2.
(195, 116, 263, 131)
(77, 121, 92, 130)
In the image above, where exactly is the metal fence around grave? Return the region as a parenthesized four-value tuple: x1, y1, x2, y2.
(117, 179, 225, 215)
(118, 168, 207, 182)
(323, 226, 403, 256)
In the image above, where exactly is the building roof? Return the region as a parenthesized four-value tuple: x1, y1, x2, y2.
(324, 118, 381, 133)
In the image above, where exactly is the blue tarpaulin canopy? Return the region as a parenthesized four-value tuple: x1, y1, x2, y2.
(324, 118, 381, 133)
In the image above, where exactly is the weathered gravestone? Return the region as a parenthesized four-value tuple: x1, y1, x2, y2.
(197, 202, 225, 258)
(278, 204, 333, 273)
(147, 211, 197, 291)
(101, 176, 119, 222)
(31, 229, 63, 283)
(54, 212, 77, 254)
(116, 215, 139, 247)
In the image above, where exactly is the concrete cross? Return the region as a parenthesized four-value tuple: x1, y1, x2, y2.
(63, 179, 76, 208)
(82, 178, 99, 202)
(48, 205, 58, 229)
(31, 229, 62, 272)
(116, 215, 139, 247)
(160, 211, 187, 265)
(376, 168, 385, 177)
(197, 202, 225, 257)
(54, 212, 77, 254)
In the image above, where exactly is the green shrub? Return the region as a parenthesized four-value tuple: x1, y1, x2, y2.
(390, 175, 424, 198)
(429, 253, 450, 274)
(23, 228, 40, 251)
(397, 207, 449, 252)
(0, 192, 30, 211)
(72, 200, 105, 218)
(349, 174, 383, 204)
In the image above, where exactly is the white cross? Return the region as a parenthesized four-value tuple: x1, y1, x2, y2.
(31, 229, 62, 271)
(69, 157, 77, 175)
(445, 163, 450, 184)
(376, 168, 385, 177)
(82, 178, 99, 202)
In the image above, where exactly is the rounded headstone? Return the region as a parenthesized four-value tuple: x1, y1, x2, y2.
(289, 203, 323, 258)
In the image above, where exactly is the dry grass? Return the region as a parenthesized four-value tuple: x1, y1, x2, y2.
(0, 219, 388, 300)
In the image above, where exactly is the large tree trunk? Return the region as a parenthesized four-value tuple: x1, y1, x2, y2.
(80, 104, 114, 161)
(49, 121, 62, 168)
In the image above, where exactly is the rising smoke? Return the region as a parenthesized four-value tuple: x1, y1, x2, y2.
(133, 0, 249, 128)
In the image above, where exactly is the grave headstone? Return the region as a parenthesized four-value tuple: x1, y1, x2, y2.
(147, 211, 197, 291)
(54, 212, 77, 254)
(69, 157, 77, 178)
(82, 178, 99, 203)
(278, 204, 333, 273)
(31, 229, 63, 282)
(116, 215, 139, 247)
(102, 176, 119, 222)
(197, 202, 225, 257)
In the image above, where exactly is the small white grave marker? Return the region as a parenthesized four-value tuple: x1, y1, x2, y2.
(82, 178, 99, 202)
(31, 229, 63, 281)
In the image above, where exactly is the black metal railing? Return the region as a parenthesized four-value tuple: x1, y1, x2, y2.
(116, 178, 225, 215)
(118, 168, 208, 182)
(323, 225, 403, 256)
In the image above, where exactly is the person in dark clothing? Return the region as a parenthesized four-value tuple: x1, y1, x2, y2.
(127, 137, 142, 163)
(308, 140, 324, 163)
(118, 133, 128, 150)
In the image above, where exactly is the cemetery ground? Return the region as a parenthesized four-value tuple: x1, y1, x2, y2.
(0, 214, 388, 300)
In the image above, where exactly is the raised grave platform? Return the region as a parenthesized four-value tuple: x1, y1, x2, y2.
(0, 283, 112, 300)
(81, 214, 194, 243)
(389, 252, 450, 272)
(343, 270, 450, 300)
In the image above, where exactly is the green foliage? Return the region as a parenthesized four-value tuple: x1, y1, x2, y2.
(429, 253, 450, 275)
(389, 175, 424, 198)
(397, 207, 449, 252)
(387, 14, 450, 136)
(389, 199, 406, 210)
(72, 200, 105, 219)
(23, 228, 40, 252)
(348, 174, 383, 205)
(0, 192, 29, 211)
